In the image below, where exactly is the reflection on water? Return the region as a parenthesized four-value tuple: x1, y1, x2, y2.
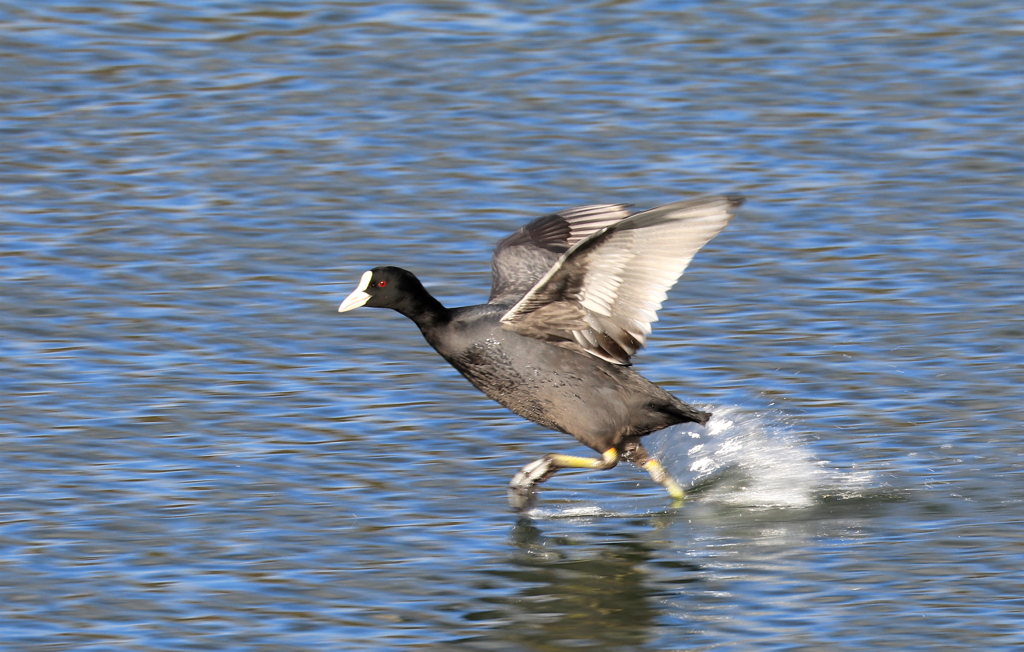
(2, 0, 1023, 650)
(485, 522, 665, 651)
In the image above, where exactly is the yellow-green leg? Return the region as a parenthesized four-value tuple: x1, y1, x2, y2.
(508, 448, 618, 511)
(642, 458, 685, 503)
(623, 441, 685, 504)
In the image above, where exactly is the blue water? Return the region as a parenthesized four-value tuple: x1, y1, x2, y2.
(2, 2, 1023, 650)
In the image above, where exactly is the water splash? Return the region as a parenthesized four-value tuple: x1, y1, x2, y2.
(524, 505, 610, 520)
(648, 405, 873, 510)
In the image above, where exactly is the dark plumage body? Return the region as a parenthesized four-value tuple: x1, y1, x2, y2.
(339, 195, 741, 509)
(407, 300, 708, 454)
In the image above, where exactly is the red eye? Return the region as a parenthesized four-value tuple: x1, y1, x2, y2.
(377, 280, 387, 288)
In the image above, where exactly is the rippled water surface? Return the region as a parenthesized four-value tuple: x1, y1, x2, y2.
(2, 1, 1023, 650)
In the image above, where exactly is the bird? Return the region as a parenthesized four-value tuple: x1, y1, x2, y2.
(338, 195, 742, 511)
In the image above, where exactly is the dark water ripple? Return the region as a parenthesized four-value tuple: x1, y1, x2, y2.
(1, 1, 1023, 650)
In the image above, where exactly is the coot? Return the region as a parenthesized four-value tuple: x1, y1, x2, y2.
(339, 195, 742, 510)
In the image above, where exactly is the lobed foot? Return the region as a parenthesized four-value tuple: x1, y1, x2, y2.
(508, 457, 558, 511)
(507, 484, 539, 512)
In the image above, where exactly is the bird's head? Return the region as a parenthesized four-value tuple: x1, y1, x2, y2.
(338, 266, 426, 313)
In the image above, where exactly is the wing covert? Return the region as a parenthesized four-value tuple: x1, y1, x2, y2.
(488, 204, 631, 304)
(500, 195, 743, 364)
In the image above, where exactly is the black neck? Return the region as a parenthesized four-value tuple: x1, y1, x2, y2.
(394, 289, 451, 332)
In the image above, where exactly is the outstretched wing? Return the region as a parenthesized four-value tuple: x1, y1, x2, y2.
(499, 195, 743, 365)
(488, 204, 632, 304)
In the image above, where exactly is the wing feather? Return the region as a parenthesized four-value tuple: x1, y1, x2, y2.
(500, 195, 743, 364)
(488, 204, 631, 303)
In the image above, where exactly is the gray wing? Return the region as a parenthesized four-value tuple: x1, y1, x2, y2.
(489, 204, 632, 304)
(499, 195, 743, 365)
